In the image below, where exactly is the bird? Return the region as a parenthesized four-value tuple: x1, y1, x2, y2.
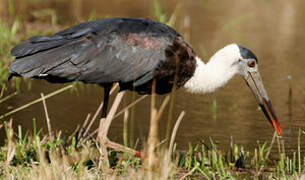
(8, 17, 282, 135)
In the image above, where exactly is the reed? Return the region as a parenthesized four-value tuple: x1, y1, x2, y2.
(0, 95, 304, 179)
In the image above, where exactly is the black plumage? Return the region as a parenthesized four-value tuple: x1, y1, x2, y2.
(238, 45, 257, 62)
(9, 17, 197, 116)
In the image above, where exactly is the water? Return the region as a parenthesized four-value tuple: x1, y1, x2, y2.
(1, 0, 305, 152)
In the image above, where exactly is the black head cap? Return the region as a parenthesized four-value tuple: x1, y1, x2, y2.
(238, 45, 258, 62)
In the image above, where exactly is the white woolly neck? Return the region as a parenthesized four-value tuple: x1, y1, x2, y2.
(184, 44, 241, 93)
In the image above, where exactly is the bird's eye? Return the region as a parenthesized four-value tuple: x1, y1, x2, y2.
(247, 61, 255, 67)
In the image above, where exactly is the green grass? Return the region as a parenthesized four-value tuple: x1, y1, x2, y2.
(0, 17, 60, 91)
(0, 86, 304, 179)
(0, 115, 304, 179)
(0, 18, 20, 89)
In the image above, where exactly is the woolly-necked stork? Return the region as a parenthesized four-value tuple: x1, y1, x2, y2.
(8, 17, 281, 134)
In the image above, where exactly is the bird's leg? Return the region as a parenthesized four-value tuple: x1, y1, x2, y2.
(101, 85, 112, 118)
(106, 139, 141, 157)
(97, 85, 112, 168)
(97, 91, 124, 167)
(97, 91, 141, 168)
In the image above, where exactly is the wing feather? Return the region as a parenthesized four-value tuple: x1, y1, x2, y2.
(9, 18, 178, 87)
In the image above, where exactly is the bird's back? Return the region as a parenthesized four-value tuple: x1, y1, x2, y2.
(9, 17, 196, 94)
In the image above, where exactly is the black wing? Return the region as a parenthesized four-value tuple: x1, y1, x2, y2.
(9, 18, 180, 86)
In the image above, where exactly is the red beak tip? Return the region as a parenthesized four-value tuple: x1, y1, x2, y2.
(271, 120, 282, 135)
(275, 126, 282, 135)
(278, 127, 282, 135)
(275, 120, 282, 135)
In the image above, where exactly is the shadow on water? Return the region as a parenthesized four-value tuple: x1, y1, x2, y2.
(1, 0, 305, 152)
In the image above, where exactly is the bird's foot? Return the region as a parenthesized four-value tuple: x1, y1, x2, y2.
(100, 137, 141, 157)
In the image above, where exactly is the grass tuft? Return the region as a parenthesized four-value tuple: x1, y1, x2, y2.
(0, 90, 305, 178)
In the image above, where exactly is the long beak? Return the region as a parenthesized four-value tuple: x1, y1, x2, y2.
(244, 71, 282, 135)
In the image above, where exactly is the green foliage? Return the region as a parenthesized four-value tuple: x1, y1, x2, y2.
(0, 90, 304, 178)
(153, 0, 167, 23)
(212, 98, 217, 120)
(88, 9, 97, 21)
(0, 14, 59, 91)
(32, 9, 58, 27)
(0, 18, 20, 88)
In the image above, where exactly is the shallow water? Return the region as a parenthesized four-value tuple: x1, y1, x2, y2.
(1, 0, 305, 152)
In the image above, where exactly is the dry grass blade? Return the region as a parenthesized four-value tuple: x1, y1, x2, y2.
(256, 131, 277, 177)
(167, 2, 180, 26)
(77, 113, 91, 142)
(147, 94, 170, 147)
(154, 138, 167, 150)
(98, 91, 125, 139)
(155, 95, 170, 122)
(81, 113, 91, 132)
(169, 111, 185, 159)
(5, 119, 15, 176)
(147, 81, 157, 180)
(183, 15, 190, 42)
(0, 91, 17, 104)
(107, 140, 139, 155)
(178, 166, 196, 180)
(113, 95, 148, 119)
(41, 93, 52, 137)
(82, 95, 148, 143)
(82, 84, 118, 139)
(97, 91, 125, 168)
(0, 84, 74, 119)
(68, 125, 80, 143)
(0, 86, 4, 99)
(146, 85, 171, 179)
(123, 110, 129, 147)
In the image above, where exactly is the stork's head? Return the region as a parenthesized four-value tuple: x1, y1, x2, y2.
(185, 44, 281, 134)
(228, 44, 282, 134)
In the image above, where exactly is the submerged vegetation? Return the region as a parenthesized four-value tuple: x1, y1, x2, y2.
(0, 0, 305, 179)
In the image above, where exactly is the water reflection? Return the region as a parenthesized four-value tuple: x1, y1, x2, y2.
(1, 0, 305, 152)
